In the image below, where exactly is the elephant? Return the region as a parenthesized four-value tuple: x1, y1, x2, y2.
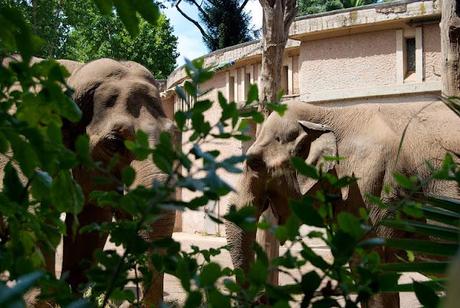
(2, 57, 176, 306)
(225, 100, 460, 307)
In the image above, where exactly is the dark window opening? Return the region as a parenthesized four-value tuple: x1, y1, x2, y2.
(406, 37, 416, 74)
(245, 73, 251, 99)
(229, 76, 235, 102)
(281, 65, 289, 95)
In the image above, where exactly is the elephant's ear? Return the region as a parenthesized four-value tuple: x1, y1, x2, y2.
(296, 121, 347, 199)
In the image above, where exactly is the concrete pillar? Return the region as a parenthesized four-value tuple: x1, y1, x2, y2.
(416, 27, 424, 83)
(396, 29, 405, 84)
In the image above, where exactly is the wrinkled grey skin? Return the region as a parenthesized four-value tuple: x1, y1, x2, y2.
(225, 100, 460, 307)
(2, 57, 175, 306)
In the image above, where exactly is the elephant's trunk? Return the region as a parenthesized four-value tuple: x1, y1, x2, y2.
(225, 165, 266, 274)
(129, 158, 175, 306)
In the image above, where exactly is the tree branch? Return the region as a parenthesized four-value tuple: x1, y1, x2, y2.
(283, 0, 297, 33)
(189, 0, 211, 23)
(238, 0, 250, 13)
(175, 0, 212, 43)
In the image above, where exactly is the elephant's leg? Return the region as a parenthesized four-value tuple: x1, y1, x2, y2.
(140, 210, 176, 307)
(42, 245, 56, 275)
(350, 247, 400, 308)
(62, 204, 112, 291)
(365, 224, 401, 308)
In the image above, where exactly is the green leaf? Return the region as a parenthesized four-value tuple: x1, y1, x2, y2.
(132, 0, 160, 25)
(420, 204, 460, 226)
(94, 0, 113, 14)
(8, 133, 38, 177)
(122, 166, 136, 187)
(51, 170, 84, 215)
(300, 271, 321, 306)
(380, 262, 449, 274)
(248, 260, 268, 285)
(175, 111, 187, 130)
(199, 263, 221, 287)
(413, 280, 440, 308)
(381, 219, 459, 241)
(267, 102, 287, 116)
(113, 0, 139, 36)
(380, 279, 447, 292)
(184, 291, 202, 308)
(291, 157, 319, 179)
(393, 172, 416, 190)
(224, 205, 257, 231)
(290, 198, 324, 227)
(384, 238, 458, 257)
(337, 212, 364, 239)
(246, 84, 258, 104)
(193, 100, 212, 113)
(3, 162, 25, 204)
(423, 195, 460, 214)
(31, 170, 52, 199)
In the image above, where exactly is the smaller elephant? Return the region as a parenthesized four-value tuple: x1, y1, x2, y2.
(225, 100, 460, 308)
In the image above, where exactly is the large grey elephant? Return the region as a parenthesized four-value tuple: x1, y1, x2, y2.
(225, 100, 460, 307)
(2, 57, 176, 306)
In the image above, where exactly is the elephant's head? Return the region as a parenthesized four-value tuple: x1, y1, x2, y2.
(64, 58, 175, 190)
(243, 108, 341, 225)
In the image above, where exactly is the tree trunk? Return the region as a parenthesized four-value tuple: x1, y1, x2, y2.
(258, 0, 297, 114)
(256, 0, 297, 286)
(441, 0, 460, 97)
(441, 2, 460, 308)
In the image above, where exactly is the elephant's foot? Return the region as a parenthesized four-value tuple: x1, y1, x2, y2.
(362, 292, 400, 308)
(142, 271, 164, 307)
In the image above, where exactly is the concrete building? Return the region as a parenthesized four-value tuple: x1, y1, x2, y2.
(161, 0, 442, 235)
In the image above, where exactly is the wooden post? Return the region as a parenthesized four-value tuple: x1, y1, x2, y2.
(256, 208, 279, 285)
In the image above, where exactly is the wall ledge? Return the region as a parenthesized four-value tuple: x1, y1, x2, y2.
(300, 81, 441, 102)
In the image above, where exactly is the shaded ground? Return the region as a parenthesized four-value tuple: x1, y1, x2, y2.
(53, 232, 425, 307)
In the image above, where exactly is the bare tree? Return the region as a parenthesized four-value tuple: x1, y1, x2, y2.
(440, 0, 460, 97)
(258, 0, 297, 115)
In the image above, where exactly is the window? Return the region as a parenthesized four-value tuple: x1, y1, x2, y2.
(245, 73, 251, 98)
(396, 28, 423, 83)
(281, 65, 289, 95)
(229, 76, 235, 102)
(405, 37, 416, 75)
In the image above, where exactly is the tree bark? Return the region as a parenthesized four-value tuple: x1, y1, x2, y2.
(256, 0, 297, 286)
(258, 0, 297, 114)
(441, 0, 460, 97)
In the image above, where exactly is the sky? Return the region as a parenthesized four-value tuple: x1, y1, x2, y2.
(163, 0, 263, 66)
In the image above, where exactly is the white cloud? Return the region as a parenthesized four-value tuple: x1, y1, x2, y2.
(245, 0, 263, 30)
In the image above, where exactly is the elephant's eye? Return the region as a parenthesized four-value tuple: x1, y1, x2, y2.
(275, 137, 281, 143)
(104, 95, 117, 108)
(285, 130, 299, 142)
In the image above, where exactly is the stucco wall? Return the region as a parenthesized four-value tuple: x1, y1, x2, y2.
(179, 70, 254, 235)
(423, 23, 441, 82)
(299, 30, 397, 96)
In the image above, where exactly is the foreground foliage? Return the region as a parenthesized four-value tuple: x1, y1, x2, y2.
(0, 2, 458, 307)
(0, 0, 178, 78)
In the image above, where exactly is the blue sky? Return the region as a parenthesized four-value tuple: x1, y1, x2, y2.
(163, 0, 262, 66)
